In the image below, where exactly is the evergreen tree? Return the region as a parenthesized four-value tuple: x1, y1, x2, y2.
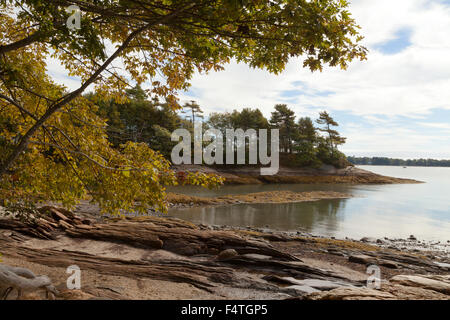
(182, 101, 204, 124)
(231, 108, 269, 131)
(95, 85, 181, 158)
(270, 104, 297, 153)
(316, 111, 346, 156)
(293, 117, 320, 167)
(297, 117, 317, 144)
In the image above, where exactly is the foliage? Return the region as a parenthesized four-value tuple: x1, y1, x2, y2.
(94, 85, 183, 158)
(0, 0, 365, 215)
(231, 108, 269, 131)
(207, 106, 349, 168)
(270, 104, 297, 153)
(0, 46, 220, 215)
(316, 111, 346, 155)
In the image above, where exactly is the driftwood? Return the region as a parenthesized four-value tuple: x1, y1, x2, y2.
(0, 264, 58, 299)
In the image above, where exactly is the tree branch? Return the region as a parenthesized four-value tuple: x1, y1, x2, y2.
(0, 4, 194, 180)
(0, 31, 43, 55)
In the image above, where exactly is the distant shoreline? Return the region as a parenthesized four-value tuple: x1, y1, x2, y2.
(357, 164, 450, 168)
(348, 156, 450, 168)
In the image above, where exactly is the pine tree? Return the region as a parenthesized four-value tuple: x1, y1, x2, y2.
(182, 101, 204, 124)
(270, 104, 297, 153)
(316, 111, 346, 156)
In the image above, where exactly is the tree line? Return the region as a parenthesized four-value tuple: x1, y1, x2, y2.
(95, 86, 349, 169)
(348, 157, 450, 167)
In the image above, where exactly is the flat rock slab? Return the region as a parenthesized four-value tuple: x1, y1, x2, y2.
(307, 287, 396, 300)
(434, 262, 450, 271)
(285, 285, 320, 295)
(390, 275, 450, 294)
(348, 254, 376, 265)
(282, 278, 355, 291)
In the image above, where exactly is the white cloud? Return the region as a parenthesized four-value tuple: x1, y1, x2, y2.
(418, 122, 450, 130)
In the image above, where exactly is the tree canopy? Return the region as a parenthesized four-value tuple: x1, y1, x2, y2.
(205, 105, 348, 168)
(0, 0, 366, 215)
(270, 104, 296, 153)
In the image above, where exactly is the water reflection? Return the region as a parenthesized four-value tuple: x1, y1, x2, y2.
(169, 197, 349, 235)
(168, 166, 450, 241)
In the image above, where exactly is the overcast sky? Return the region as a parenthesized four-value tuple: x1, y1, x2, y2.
(48, 0, 450, 159)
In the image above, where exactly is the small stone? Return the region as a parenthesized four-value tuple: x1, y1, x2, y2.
(217, 249, 239, 261)
(409, 235, 417, 241)
(360, 237, 377, 243)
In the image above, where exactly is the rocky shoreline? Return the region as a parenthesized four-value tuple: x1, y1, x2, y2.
(0, 206, 448, 300)
(173, 165, 422, 185)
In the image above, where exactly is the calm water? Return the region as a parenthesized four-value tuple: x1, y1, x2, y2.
(168, 166, 450, 242)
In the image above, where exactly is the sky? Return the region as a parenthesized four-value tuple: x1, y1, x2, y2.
(47, 0, 450, 159)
